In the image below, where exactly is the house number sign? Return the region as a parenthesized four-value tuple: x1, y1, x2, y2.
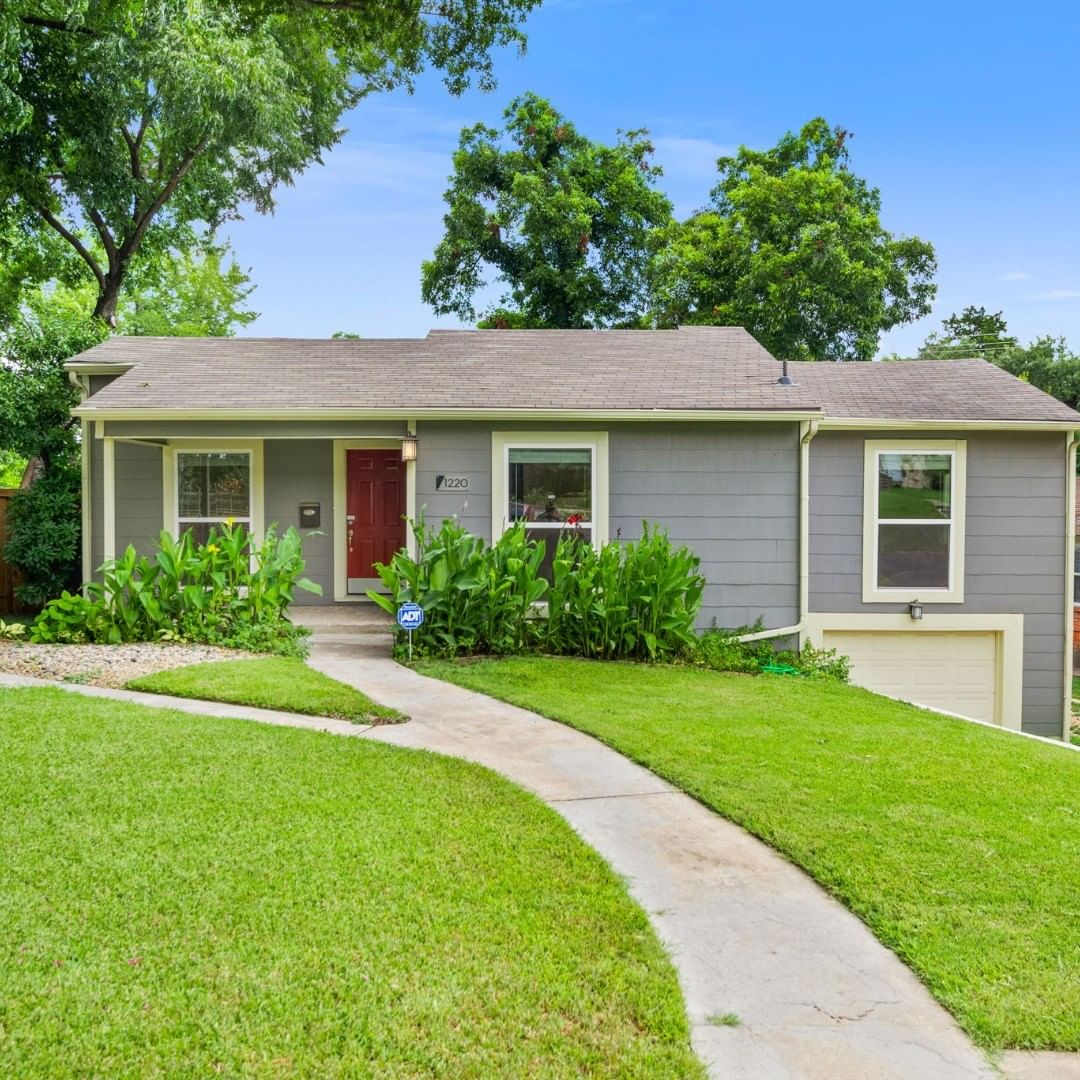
(435, 474, 470, 492)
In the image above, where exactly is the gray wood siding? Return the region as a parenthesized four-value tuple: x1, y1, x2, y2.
(415, 420, 801, 630)
(264, 440, 334, 604)
(809, 430, 1068, 736)
(610, 424, 800, 629)
(415, 422, 492, 537)
(114, 442, 163, 557)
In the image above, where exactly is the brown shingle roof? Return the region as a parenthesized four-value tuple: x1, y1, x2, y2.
(789, 357, 1080, 422)
(70, 327, 1080, 424)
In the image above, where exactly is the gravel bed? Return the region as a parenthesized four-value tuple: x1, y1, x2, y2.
(0, 641, 256, 688)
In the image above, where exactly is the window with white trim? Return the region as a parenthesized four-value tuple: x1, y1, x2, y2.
(508, 446, 594, 541)
(863, 440, 966, 603)
(492, 432, 609, 579)
(176, 451, 251, 544)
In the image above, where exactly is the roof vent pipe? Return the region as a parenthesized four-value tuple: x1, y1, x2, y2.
(777, 359, 796, 386)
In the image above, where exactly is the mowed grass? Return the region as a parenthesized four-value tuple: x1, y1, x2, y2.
(420, 656, 1080, 1051)
(0, 688, 703, 1079)
(127, 657, 402, 724)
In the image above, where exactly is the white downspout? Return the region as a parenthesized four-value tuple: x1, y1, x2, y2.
(1063, 432, 1079, 741)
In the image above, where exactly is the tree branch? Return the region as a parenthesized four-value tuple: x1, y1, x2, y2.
(119, 134, 210, 262)
(20, 16, 98, 36)
(87, 207, 119, 271)
(32, 205, 106, 291)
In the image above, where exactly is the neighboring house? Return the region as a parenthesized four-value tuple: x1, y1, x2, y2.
(66, 327, 1080, 740)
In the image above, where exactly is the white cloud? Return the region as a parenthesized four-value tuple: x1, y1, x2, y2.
(279, 142, 451, 212)
(1025, 288, 1080, 301)
(651, 136, 733, 180)
(998, 271, 1032, 281)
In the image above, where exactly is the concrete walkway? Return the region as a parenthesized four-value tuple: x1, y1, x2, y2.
(298, 611, 999, 1080)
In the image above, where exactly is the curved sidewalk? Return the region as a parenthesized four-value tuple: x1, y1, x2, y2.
(307, 645, 998, 1080)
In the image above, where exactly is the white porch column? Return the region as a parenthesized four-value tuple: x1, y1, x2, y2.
(102, 436, 116, 563)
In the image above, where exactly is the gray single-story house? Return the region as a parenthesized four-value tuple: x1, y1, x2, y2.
(66, 326, 1080, 740)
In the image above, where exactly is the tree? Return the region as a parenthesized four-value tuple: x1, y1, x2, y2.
(0, 245, 256, 602)
(648, 118, 937, 360)
(1, 0, 541, 323)
(118, 243, 257, 336)
(421, 92, 674, 328)
(918, 307, 1080, 410)
(0, 287, 105, 602)
(918, 305, 1017, 361)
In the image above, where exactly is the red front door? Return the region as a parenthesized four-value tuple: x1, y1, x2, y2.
(346, 449, 405, 585)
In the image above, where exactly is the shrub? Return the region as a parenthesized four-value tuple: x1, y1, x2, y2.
(368, 518, 548, 656)
(4, 465, 82, 607)
(695, 626, 850, 682)
(370, 517, 704, 661)
(30, 522, 319, 655)
(546, 524, 704, 660)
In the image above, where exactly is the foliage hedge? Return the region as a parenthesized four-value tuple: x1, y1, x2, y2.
(30, 523, 318, 656)
(369, 517, 848, 679)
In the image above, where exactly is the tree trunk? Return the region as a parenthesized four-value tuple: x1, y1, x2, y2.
(93, 272, 123, 327)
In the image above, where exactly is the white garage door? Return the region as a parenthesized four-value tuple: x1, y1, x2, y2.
(821, 630, 999, 724)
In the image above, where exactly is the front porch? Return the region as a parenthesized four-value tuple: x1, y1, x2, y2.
(89, 427, 421, 602)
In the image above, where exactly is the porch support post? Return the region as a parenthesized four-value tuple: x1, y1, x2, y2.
(405, 419, 417, 558)
(102, 436, 116, 563)
(81, 419, 91, 586)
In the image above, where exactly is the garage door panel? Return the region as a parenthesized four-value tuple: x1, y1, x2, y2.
(822, 630, 998, 724)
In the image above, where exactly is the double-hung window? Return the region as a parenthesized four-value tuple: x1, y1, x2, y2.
(176, 451, 252, 545)
(863, 440, 966, 603)
(492, 432, 609, 576)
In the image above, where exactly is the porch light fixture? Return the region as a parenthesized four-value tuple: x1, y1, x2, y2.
(909, 599, 924, 621)
(400, 435, 418, 463)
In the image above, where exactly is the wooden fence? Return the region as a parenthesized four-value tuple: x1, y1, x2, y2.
(0, 489, 30, 614)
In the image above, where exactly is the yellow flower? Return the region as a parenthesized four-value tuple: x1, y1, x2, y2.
(224, 517, 236, 527)
(206, 543, 219, 554)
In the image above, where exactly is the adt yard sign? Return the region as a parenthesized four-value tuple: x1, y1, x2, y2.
(397, 603, 424, 630)
(397, 602, 424, 660)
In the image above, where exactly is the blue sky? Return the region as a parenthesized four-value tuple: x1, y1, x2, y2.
(223, 0, 1080, 357)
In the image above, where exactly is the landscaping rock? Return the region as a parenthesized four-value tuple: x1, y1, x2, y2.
(0, 642, 254, 688)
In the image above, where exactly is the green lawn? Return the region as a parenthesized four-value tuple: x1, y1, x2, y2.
(0, 688, 702, 1078)
(127, 657, 403, 724)
(420, 656, 1080, 1052)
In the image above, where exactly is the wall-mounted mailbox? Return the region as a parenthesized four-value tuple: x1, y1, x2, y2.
(299, 502, 321, 528)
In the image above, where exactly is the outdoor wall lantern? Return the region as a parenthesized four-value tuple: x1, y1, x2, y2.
(400, 435, 418, 463)
(909, 600, 924, 621)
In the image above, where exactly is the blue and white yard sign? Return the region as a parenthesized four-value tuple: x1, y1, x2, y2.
(396, 602, 424, 631)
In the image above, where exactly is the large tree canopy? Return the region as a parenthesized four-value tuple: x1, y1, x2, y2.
(1, 0, 540, 322)
(648, 118, 937, 360)
(421, 92, 674, 328)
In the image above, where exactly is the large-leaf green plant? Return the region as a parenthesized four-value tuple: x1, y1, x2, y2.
(370, 517, 703, 660)
(368, 517, 548, 655)
(31, 522, 320, 651)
